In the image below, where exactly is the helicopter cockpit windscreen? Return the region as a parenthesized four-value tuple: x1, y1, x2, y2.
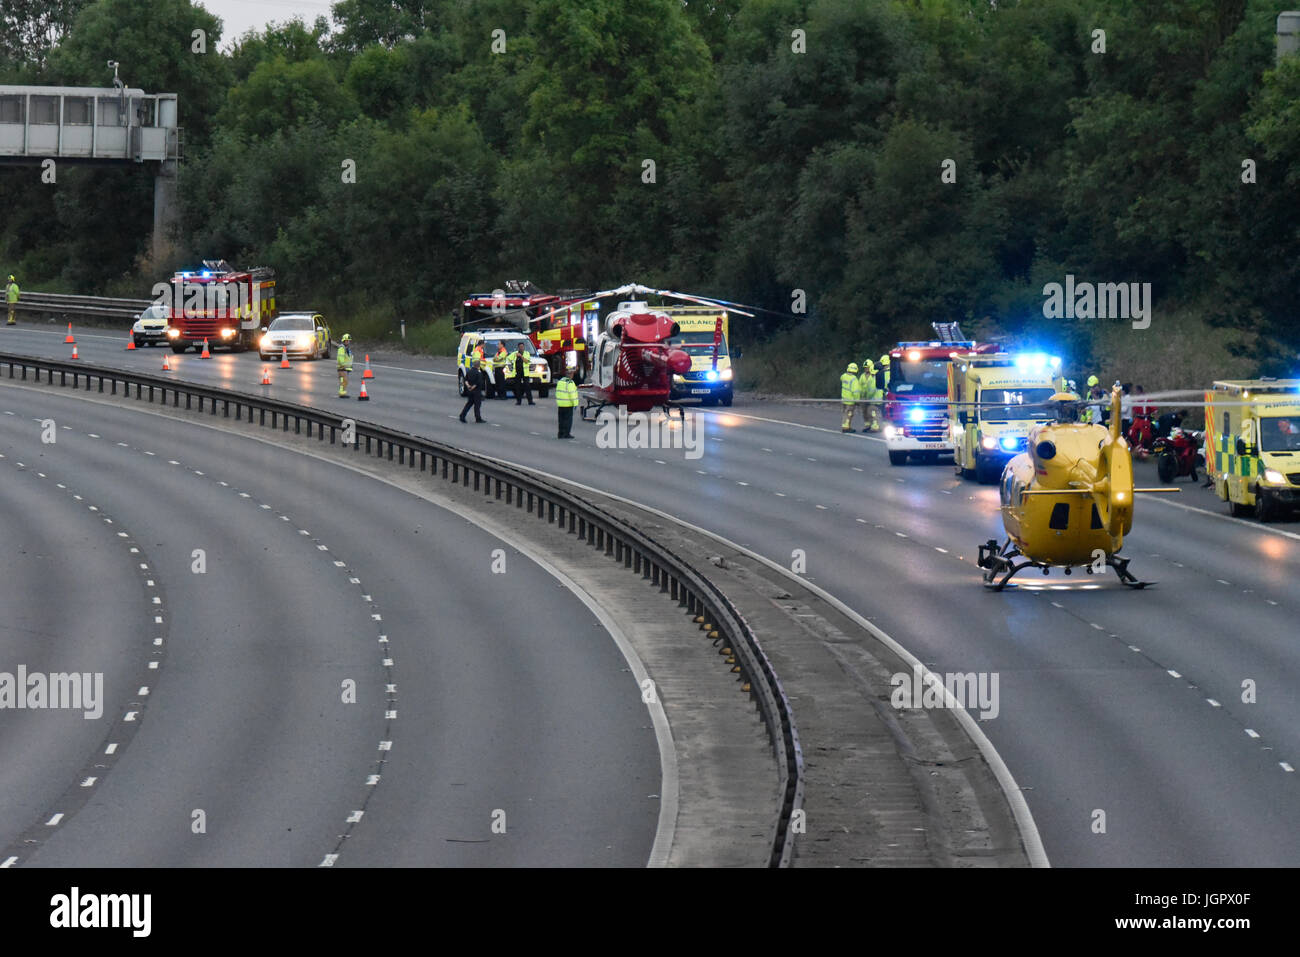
(979, 388, 1057, 421)
(888, 360, 949, 395)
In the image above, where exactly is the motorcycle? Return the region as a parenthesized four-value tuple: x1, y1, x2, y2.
(1153, 427, 1204, 483)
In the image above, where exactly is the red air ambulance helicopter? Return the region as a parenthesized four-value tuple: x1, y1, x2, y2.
(526, 284, 753, 420)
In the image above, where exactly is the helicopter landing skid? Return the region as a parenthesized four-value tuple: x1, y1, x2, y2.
(977, 539, 1154, 590)
(580, 401, 685, 422)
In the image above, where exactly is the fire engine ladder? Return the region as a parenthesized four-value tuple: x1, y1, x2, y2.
(931, 321, 967, 342)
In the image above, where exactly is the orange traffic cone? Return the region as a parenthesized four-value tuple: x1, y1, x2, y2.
(64, 323, 75, 343)
(162, 353, 171, 371)
(279, 347, 290, 369)
(126, 333, 136, 350)
(200, 338, 211, 359)
(260, 366, 271, 386)
(362, 354, 374, 379)
(357, 380, 369, 401)
(70, 344, 79, 359)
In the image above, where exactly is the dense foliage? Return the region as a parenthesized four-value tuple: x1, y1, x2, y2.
(1, 0, 1296, 378)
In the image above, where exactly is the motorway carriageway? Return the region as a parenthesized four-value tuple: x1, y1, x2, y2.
(0, 375, 659, 866)
(6, 323, 1300, 866)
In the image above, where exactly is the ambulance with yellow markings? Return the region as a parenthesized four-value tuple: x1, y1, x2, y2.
(1205, 379, 1300, 522)
(662, 305, 735, 406)
(948, 352, 1062, 484)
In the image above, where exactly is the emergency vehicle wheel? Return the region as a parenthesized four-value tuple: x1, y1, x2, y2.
(1229, 500, 1250, 518)
(888, 450, 907, 466)
(1156, 453, 1177, 484)
(1255, 493, 1279, 523)
(975, 458, 1000, 485)
(721, 393, 733, 407)
(170, 342, 187, 354)
(457, 372, 466, 397)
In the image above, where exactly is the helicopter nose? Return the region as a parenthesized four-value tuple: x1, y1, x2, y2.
(667, 349, 692, 375)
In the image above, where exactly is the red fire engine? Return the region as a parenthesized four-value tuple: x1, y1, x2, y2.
(460, 280, 599, 382)
(883, 324, 997, 465)
(164, 259, 277, 354)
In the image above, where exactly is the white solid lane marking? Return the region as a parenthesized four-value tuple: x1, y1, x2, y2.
(1207, 699, 1221, 708)
(105, 743, 118, 754)
(81, 777, 96, 787)
(1282, 763, 1295, 773)
(378, 740, 392, 750)
(1246, 729, 1260, 739)
(1, 857, 17, 868)
(46, 814, 63, 826)
(1167, 669, 1181, 678)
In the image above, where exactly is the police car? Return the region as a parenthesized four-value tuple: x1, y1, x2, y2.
(131, 303, 170, 347)
(258, 313, 333, 360)
(456, 330, 551, 398)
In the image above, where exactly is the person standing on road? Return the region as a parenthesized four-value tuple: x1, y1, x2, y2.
(555, 372, 578, 438)
(492, 343, 510, 399)
(859, 359, 880, 432)
(512, 342, 535, 406)
(460, 357, 486, 423)
(336, 333, 354, 397)
(841, 362, 862, 433)
(5, 275, 18, 325)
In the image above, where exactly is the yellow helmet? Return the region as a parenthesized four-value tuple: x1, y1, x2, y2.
(864, 359, 875, 372)
(1087, 375, 1099, 387)
(847, 362, 860, 374)
(879, 355, 891, 366)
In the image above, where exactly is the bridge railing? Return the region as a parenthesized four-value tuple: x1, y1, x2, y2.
(0, 351, 804, 867)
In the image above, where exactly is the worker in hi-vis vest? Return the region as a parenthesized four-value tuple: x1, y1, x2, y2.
(841, 362, 862, 433)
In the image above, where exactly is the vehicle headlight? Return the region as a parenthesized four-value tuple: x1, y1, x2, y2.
(296, 333, 313, 347)
(673, 374, 684, 383)
(981, 436, 998, 450)
(220, 328, 235, 339)
(1263, 468, 1286, 484)
(884, 425, 898, 439)
(721, 368, 733, 381)
(258, 336, 267, 349)
(166, 328, 179, 338)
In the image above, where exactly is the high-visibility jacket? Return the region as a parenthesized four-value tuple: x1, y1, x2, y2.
(337, 345, 353, 371)
(859, 369, 879, 401)
(513, 350, 530, 377)
(5, 282, 18, 304)
(840, 372, 861, 403)
(555, 377, 579, 407)
(493, 346, 510, 370)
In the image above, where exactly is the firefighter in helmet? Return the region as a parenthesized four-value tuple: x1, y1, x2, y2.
(337, 333, 354, 397)
(841, 362, 862, 433)
(859, 359, 881, 432)
(5, 274, 18, 325)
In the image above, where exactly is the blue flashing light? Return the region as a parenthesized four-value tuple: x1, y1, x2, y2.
(1013, 352, 1061, 374)
(999, 435, 1020, 451)
(201, 270, 211, 277)
(705, 370, 719, 382)
(908, 406, 926, 424)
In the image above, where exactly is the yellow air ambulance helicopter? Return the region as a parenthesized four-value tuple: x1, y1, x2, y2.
(976, 384, 1180, 590)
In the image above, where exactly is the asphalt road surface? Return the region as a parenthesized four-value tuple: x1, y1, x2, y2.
(5, 323, 1300, 866)
(0, 375, 659, 866)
